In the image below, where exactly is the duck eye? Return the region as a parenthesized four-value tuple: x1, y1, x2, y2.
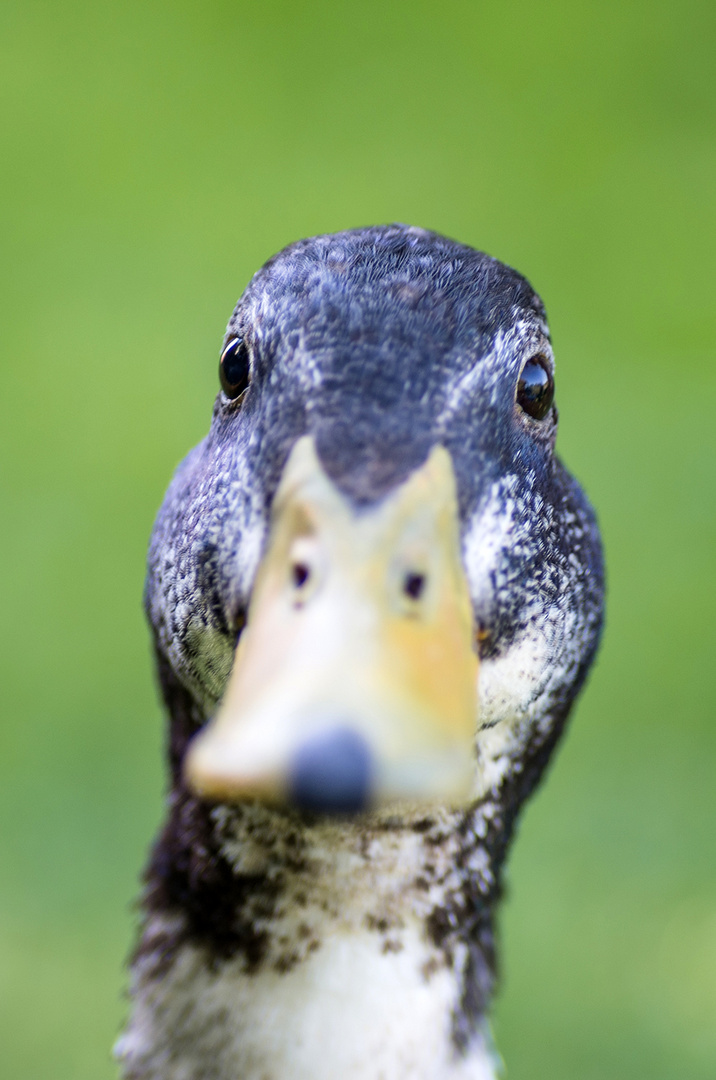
(516, 355, 554, 421)
(219, 337, 250, 400)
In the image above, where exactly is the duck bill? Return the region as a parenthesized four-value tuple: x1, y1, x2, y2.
(184, 436, 479, 813)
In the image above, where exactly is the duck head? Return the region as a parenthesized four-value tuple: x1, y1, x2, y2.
(148, 225, 602, 816)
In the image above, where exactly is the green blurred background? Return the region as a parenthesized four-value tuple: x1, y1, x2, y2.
(1, 1, 714, 1077)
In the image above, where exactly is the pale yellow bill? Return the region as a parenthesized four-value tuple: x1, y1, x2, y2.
(184, 435, 479, 811)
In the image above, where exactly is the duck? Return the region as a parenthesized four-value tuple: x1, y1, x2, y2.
(115, 224, 604, 1080)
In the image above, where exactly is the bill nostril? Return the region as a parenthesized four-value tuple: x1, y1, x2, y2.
(403, 571, 426, 600)
(289, 728, 372, 814)
(292, 562, 311, 588)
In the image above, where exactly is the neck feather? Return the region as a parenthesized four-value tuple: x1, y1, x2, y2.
(119, 795, 506, 1080)
(117, 651, 565, 1079)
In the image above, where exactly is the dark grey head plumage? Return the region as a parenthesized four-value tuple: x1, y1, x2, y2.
(148, 224, 600, 709)
(123, 225, 604, 1080)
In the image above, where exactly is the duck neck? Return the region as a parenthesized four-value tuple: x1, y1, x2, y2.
(123, 789, 504, 1080)
(119, 658, 519, 1080)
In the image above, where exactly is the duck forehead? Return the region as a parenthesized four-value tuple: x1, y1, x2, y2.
(222, 228, 549, 506)
(235, 226, 545, 374)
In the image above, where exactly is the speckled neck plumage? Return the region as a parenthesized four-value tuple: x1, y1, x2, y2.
(119, 646, 575, 1079)
(117, 225, 604, 1080)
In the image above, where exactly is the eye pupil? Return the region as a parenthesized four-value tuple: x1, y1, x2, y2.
(219, 337, 250, 399)
(516, 356, 554, 421)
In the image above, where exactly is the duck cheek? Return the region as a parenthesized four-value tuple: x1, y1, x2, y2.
(183, 435, 480, 813)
